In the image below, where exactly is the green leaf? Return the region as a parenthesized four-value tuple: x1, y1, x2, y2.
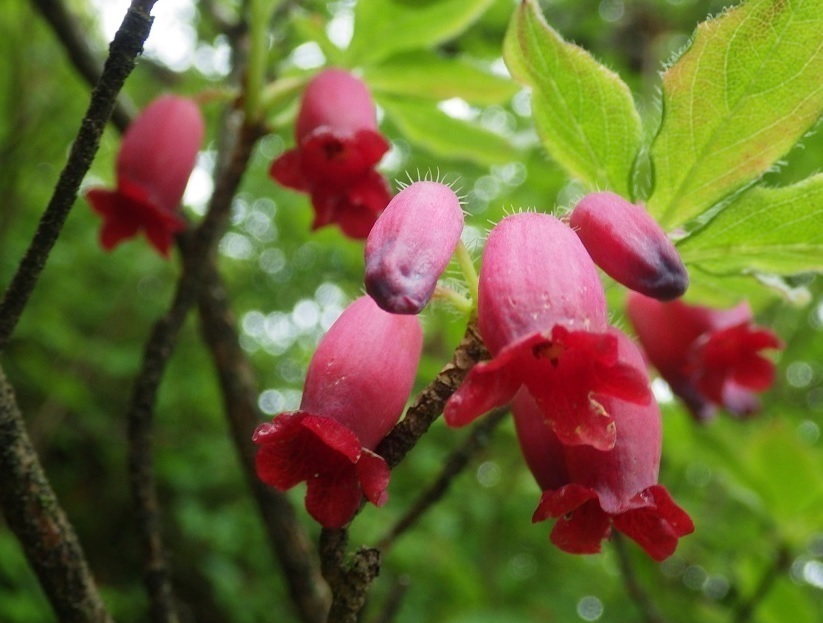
(378, 95, 518, 167)
(347, 0, 495, 66)
(648, 0, 823, 228)
(679, 174, 823, 274)
(502, 0, 642, 198)
(363, 51, 518, 106)
(744, 423, 823, 528)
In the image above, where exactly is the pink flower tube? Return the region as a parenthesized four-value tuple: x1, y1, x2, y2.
(253, 296, 422, 528)
(365, 181, 464, 314)
(444, 213, 651, 451)
(514, 331, 694, 561)
(86, 95, 204, 256)
(626, 293, 783, 420)
(269, 69, 392, 238)
(569, 192, 688, 300)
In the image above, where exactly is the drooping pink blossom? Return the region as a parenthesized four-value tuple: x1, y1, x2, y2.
(269, 69, 392, 238)
(308, 169, 392, 239)
(253, 296, 422, 528)
(444, 213, 651, 451)
(569, 192, 688, 300)
(513, 331, 693, 561)
(86, 95, 204, 256)
(365, 181, 464, 314)
(626, 293, 783, 420)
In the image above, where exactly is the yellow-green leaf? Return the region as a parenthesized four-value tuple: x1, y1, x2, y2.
(679, 174, 823, 274)
(649, 0, 823, 228)
(502, 0, 642, 198)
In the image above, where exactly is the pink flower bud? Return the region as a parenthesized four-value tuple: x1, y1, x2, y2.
(626, 293, 782, 420)
(365, 181, 464, 314)
(514, 332, 694, 561)
(86, 96, 204, 256)
(269, 69, 392, 238)
(569, 192, 688, 300)
(478, 213, 608, 353)
(444, 213, 650, 450)
(253, 296, 422, 528)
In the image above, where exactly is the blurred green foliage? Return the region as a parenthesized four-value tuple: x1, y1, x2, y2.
(1, 0, 821, 622)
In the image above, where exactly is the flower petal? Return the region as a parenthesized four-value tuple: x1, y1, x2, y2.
(269, 148, 308, 191)
(549, 499, 611, 555)
(443, 348, 522, 427)
(304, 466, 363, 528)
(357, 449, 391, 507)
(533, 483, 598, 522)
(253, 412, 361, 491)
(612, 485, 694, 561)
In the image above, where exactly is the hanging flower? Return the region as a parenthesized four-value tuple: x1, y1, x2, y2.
(365, 181, 464, 314)
(253, 296, 422, 528)
(569, 192, 688, 300)
(625, 293, 783, 420)
(86, 95, 204, 256)
(269, 69, 392, 238)
(444, 213, 650, 451)
(514, 331, 693, 561)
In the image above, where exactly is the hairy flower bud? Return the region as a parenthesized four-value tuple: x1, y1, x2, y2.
(253, 296, 422, 528)
(86, 96, 204, 256)
(626, 293, 782, 420)
(514, 331, 694, 561)
(569, 192, 688, 300)
(445, 213, 650, 450)
(365, 181, 464, 314)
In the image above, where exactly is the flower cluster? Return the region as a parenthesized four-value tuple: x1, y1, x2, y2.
(626, 293, 783, 420)
(86, 96, 205, 256)
(269, 69, 393, 239)
(441, 211, 693, 558)
(253, 180, 461, 527)
(250, 67, 781, 559)
(513, 330, 694, 560)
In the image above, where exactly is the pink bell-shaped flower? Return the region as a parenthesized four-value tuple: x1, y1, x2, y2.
(626, 293, 783, 420)
(569, 192, 688, 300)
(86, 95, 204, 256)
(444, 213, 651, 451)
(253, 296, 422, 528)
(269, 69, 392, 238)
(365, 181, 464, 314)
(514, 331, 694, 561)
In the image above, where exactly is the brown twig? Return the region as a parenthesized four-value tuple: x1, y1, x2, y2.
(0, 0, 157, 351)
(377, 319, 488, 469)
(33, 2, 327, 618)
(320, 320, 489, 623)
(126, 116, 263, 623)
(320, 528, 381, 623)
(197, 265, 331, 623)
(29, 0, 137, 133)
(0, 365, 113, 623)
(378, 406, 507, 551)
(612, 532, 666, 623)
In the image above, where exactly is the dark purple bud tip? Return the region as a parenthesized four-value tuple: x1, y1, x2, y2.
(365, 269, 429, 315)
(570, 192, 689, 300)
(365, 181, 464, 314)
